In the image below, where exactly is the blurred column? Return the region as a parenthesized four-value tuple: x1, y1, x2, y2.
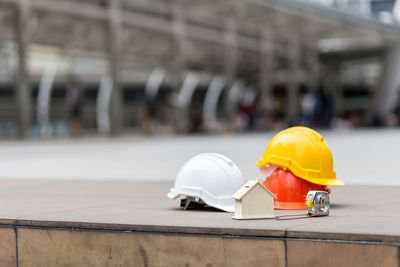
(15, 0, 31, 138)
(176, 73, 199, 132)
(172, 6, 185, 90)
(287, 37, 300, 125)
(203, 76, 225, 131)
(108, 0, 122, 136)
(371, 44, 400, 117)
(307, 43, 320, 93)
(171, 6, 186, 132)
(259, 28, 274, 112)
(325, 59, 343, 116)
(37, 64, 58, 138)
(224, 19, 239, 118)
(97, 77, 113, 135)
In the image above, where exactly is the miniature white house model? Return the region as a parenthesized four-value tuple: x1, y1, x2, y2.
(232, 179, 276, 220)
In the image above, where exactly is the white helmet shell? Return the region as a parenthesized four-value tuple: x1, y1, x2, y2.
(167, 153, 245, 212)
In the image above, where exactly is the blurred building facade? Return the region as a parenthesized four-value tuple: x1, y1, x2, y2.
(0, 0, 400, 138)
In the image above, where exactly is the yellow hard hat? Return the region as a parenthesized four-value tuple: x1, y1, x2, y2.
(257, 126, 344, 186)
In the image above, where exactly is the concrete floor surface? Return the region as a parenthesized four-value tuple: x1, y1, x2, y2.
(0, 180, 398, 242)
(0, 129, 398, 185)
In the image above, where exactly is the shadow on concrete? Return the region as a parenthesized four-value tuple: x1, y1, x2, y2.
(170, 207, 225, 213)
(330, 203, 351, 209)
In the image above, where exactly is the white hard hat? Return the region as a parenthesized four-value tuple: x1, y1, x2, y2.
(167, 153, 245, 212)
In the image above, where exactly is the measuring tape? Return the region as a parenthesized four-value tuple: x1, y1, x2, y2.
(275, 191, 330, 219)
(306, 190, 330, 216)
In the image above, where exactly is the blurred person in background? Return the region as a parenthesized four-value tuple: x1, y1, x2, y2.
(394, 91, 400, 126)
(65, 77, 84, 137)
(318, 90, 334, 128)
(300, 91, 317, 127)
(234, 95, 257, 132)
(142, 95, 159, 135)
(189, 110, 204, 133)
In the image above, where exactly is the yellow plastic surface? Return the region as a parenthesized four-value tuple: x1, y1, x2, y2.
(257, 126, 344, 186)
(306, 196, 312, 208)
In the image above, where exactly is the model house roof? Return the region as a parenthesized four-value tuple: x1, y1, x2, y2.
(232, 179, 276, 200)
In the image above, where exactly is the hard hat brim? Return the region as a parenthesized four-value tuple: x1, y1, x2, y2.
(257, 159, 344, 186)
(312, 177, 344, 186)
(167, 187, 235, 212)
(167, 188, 180, 199)
(256, 158, 267, 168)
(291, 174, 344, 186)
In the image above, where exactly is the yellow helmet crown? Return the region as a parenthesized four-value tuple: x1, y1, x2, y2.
(257, 126, 344, 186)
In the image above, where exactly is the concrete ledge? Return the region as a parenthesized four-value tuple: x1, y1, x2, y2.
(0, 227, 16, 266)
(0, 225, 397, 266)
(287, 239, 399, 267)
(17, 228, 286, 266)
